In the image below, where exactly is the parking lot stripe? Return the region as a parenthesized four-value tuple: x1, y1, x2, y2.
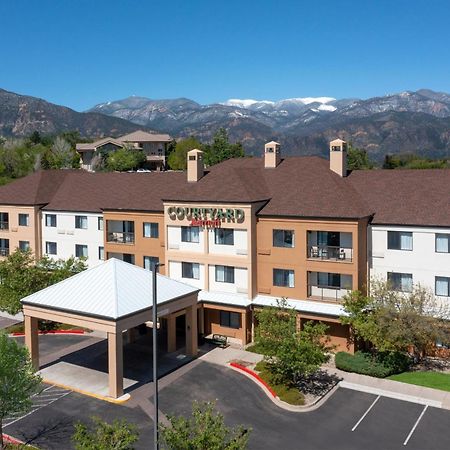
(351, 395, 380, 431)
(403, 405, 428, 446)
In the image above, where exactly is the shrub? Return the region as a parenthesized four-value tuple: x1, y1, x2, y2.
(335, 351, 410, 378)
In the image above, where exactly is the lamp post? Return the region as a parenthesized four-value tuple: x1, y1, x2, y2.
(152, 262, 162, 450)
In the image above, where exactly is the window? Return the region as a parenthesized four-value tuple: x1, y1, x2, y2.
(387, 231, 413, 251)
(318, 272, 341, 288)
(98, 246, 104, 260)
(144, 256, 159, 271)
(273, 230, 294, 248)
(273, 269, 295, 287)
(182, 262, 200, 279)
(0, 239, 9, 256)
(45, 214, 56, 227)
(143, 222, 159, 238)
(219, 311, 240, 329)
(18, 213, 29, 226)
(19, 241, 30, 251)
(436, 234, 450, 253)
(122, 254, 135, 264)
(0, 212, 9, 230)
(215, 265, 235, 284)
(215, 228, 234, 245)
(46, 241, 57, 255)
(436, 277, 450, 297)
(181, 226, 199, 243)
(75, 215, 88, 230)
(387, 272, 413, 292)
(98, 217, 104, 231)
(75, 244, 88, 258)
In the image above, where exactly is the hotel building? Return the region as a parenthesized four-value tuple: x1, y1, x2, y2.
(0, 140, 449, 352)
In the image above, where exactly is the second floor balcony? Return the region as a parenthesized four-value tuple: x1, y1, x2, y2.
(307, 231, 353, 262)
(106, 220, 135, 244)
(307, 271, 352, 302)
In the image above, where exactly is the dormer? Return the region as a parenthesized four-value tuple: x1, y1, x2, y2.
(187, 149, 204, 182)
(264, 141, 281, 168)
(329, 138, 348, 177)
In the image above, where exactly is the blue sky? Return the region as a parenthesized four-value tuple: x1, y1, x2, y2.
(1, 0, 449, 111)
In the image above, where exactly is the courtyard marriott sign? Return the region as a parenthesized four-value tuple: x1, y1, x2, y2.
(168, 206, 245, 228)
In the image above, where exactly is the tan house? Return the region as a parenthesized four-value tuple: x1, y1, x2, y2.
(76, 130, 172, 171)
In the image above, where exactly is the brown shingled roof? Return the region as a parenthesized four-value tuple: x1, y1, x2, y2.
(348, 168, 450, 227)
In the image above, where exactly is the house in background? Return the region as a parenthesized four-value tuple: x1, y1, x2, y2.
(76, 130, 172, 171)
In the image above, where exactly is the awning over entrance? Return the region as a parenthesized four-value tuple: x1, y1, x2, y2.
(21, 258, 200, 399)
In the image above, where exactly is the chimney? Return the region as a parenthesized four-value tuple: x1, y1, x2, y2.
(329, 138, 348, 177)
(264, 141, 281, 168)
(187, 149, 204, 182)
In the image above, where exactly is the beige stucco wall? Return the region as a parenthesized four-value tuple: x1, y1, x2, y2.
(0, 205, 42, 258)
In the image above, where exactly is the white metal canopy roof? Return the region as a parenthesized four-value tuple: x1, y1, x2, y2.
(21, 258, 199, 320)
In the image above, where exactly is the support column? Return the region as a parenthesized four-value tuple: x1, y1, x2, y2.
(198, 306, 205, 335)
(24, 315, 39, 370)
(108, 331, 123, 398)
(167, 315, 176, 352)
(242, 310, 248, 345)
(185, 305, 198, 357)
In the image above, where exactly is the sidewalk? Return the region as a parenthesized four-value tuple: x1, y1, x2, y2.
(202, 346, 450, 410)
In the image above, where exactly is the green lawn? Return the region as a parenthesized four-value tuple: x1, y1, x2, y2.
(388, 371, 450, 392)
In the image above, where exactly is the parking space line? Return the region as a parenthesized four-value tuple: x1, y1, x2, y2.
(3, 385, 72, 429)
(403, 405, 428, 446)
(351, 395, 380, 432)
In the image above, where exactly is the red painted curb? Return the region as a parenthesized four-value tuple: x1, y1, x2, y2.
(3, 433, 23, 444)
(11, 329, 85, 336)
(229, 362, 277, 398)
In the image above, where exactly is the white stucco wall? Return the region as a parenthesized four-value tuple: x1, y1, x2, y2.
(167, 225, 204, 252)
(168, 260, 205, 289)
(369, 225, 450, 303)
(208, 265, 248, 294)
(42, 211, 104, 267)
(208, 228, 248, 256)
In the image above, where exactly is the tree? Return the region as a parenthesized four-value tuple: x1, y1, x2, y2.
(167, 137, 202, 170)
(255, 298, 331, 385)
(0, 249, 87, 315)
(73, 417, 138, 450)
(203, 129, 244, 166)
(44, 136, 79, 169)
(341, 279, 450, 359)
(0, 332, 42, 449)
(106, 146, 146, 172)
(347, 144, 374, 170)
(160, 401, 250, 450)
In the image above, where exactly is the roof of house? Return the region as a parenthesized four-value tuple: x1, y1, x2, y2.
(0, 170, 73, 206)
(348, 168, 450, 227)
(75, 137, 124, 152)
(21, 258, 199, 320)
(0, 156, 448, 226)
(118, 130, 172, 143)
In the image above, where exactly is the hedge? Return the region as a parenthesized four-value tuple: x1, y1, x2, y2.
(335, 351, 410, 378)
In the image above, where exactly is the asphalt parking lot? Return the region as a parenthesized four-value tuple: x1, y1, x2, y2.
(5, 358, 450, 450)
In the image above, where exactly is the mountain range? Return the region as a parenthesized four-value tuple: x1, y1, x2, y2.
(2, 87, 450, 160)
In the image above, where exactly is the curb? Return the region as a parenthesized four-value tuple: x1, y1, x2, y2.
(11, 329, 86, 336)
(42, 379, 130, 404)
(339, 381, 443, 408)
(3, 433, 24, 445)
(228, 362, 340, 412)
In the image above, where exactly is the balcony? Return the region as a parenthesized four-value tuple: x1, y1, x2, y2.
(106, 220, 135, 244)
(308, 245, 353, 262)
(307, 231, 353, 262)
(107, 231, 135, 244)
(307, 284, 351, 302)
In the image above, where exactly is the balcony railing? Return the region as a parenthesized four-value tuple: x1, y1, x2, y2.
(107, 231, 135, 244)
(0, 221, 9, 231)
(0, 247, 10, 257)
(307, 284, 350, 302)
(308, 245, 353, 262)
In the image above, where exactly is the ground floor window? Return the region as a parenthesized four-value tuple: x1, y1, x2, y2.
(219, 310, 240, 329)
(19, 241, 30, 251)
(215, 265, 235, 283)
(144, 256, 159, 271)
(387, 272, 413, 292)
(273, 268, 295, 287)
(182, 262, 200, 279)
(436, 276, 450, 297)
